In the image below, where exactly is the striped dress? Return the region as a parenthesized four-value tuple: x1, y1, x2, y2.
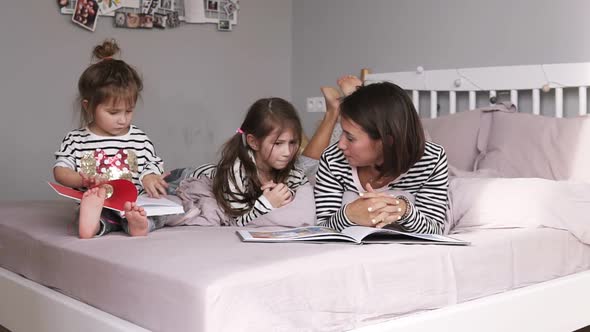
(314, 141, 449, 234)
(54, 125, 164, 192)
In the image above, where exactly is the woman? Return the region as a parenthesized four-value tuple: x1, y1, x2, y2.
(314, 82, 449, 234)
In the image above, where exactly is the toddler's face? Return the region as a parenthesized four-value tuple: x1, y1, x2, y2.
(256, 128, 298, 171)
(89, 98, 135, 136)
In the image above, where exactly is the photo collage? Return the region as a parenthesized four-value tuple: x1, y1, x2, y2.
(58, 0, 237, 31)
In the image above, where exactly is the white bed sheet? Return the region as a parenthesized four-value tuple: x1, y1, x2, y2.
(1, 201, 589, 332)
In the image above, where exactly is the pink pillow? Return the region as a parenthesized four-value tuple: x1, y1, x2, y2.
(476, 111, 590, 181)
(421, 104, 516, 171)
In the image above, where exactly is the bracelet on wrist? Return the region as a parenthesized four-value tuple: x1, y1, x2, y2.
(396, 195, 412, 220)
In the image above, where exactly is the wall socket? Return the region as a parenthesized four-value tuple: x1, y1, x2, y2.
(306, 96, 326, 112)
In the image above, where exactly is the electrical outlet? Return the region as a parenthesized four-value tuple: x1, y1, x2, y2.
(306, 97, 326, 112)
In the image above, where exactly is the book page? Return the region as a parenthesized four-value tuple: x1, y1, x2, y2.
(133, 195, 183, 217)
(341, 226, 470, 245)
(136, 195, 181, 207)
(238, 226, 357, 243)
(340, 226, 386, 242)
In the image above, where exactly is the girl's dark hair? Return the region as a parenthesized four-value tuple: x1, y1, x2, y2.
(213, 97, 303, 217)
(340, 81, 425, 178)
(77, 39, 143, 127)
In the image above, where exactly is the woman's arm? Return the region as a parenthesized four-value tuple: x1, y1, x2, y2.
(313, 152, 357, 231)
(396, 150, 449, 234)
(302, 111, 340, 160)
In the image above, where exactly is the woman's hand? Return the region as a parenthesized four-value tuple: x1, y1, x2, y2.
(357, 192, 407, 228)
(345, 183, 407, 227)
(141, 174, 169, 198)
(262, 182, 292, 208)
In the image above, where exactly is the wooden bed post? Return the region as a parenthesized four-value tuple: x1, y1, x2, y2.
(361, 68, 370, 82)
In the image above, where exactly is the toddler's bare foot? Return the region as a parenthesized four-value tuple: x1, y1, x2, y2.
(78, 187, 106, 239)
(337, 75, 363, 96)
(124, 202, 149, 237)
(320, 86, 342, 114)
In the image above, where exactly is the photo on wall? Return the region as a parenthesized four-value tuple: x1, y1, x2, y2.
(217, 19, 231, 31)
(72, 0, 99, 31)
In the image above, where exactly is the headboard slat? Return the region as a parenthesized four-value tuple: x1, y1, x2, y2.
(489, 90, 497, 105)
(469, 91, 476, 110)
(555, 88, 564, 118)
(449, 91, 457, 114)
(579, 87, 587, 116)
(532, 89, 541, 115)
(510, 90, 519, 107)
(412, 90, 420, 112)
(430, 91, 438, 119)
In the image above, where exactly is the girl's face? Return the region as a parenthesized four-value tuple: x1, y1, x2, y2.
(87, 98, 134, 136)
(253, 128, 299, 172)
(338, 117, 383, 167)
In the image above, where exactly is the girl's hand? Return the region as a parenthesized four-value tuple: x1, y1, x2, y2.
(141, 174, 169, 198)
(263, 183, 292, 208)
(260, 180, 277, 191)
(79, 172, 108, 188)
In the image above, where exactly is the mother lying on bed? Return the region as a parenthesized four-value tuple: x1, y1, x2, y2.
(314, 82, 449, 234)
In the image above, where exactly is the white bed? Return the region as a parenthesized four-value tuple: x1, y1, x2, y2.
(2, 62, 590, 332)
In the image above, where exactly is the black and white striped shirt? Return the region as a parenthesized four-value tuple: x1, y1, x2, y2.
(54, 125, 164, 192)
(314, 141, 449, 234)
(190, 160, 309, 226)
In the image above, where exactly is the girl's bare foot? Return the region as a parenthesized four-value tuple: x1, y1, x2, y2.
(337, 75, 363, 96)
(320, 86, 342, 114)
(124, 201, 149, 236)
(78, 187, 106, 239)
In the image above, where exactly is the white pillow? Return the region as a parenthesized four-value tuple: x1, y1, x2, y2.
(450, 177, 590, 244)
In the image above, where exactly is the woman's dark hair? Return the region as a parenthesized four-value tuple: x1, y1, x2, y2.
(212, 97, 303, 217)
(340, 81, 425, 178)
(77, 39, 143, 127)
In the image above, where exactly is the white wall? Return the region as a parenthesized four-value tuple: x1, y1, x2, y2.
(0, 0, 292, 200)
(292, 0, 590, 133)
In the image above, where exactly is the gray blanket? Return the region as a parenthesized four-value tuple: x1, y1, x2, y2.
(164, 176, 316, 228)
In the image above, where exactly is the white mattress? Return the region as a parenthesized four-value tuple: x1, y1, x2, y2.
(1, 201, 589, 332)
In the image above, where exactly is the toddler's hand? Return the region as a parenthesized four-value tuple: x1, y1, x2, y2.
(263, 183, 292, 208)
(79, 172, 108, 188)
(141, 174, 169, 198)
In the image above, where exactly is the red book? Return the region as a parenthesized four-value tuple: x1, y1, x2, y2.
(48, 179, 138, 212)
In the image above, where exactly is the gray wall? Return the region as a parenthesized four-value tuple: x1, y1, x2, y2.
(4, 0, 590, 200)
(0, 0, 292, 200)
(293, 0, 590, 133)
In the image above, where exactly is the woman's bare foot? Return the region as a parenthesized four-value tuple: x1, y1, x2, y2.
(124, 202, 149, 236)
(78, 187, 106, 239)
(337, 75, 363, 96)
(320, 86, 342, 114)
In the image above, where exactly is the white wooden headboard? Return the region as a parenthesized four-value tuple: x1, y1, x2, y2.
(363, 62, 590, 119)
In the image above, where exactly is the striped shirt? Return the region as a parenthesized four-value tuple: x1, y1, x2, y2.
(190, 158, 309, 226)
(314, 141, 449, 234)
(54, 125, 164, 192)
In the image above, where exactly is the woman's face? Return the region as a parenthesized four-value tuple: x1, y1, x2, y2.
(338, 117, 383, 167)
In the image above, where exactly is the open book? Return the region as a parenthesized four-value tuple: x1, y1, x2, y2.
(237, 226, 469, 245)
(48, 180, 183, 217)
